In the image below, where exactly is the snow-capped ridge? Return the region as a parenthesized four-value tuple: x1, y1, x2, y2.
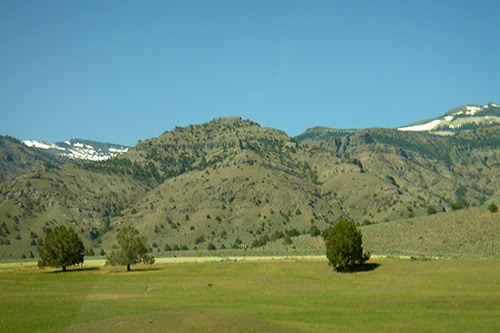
(398, 103, 500, 133)
(22, 138, 129, 161)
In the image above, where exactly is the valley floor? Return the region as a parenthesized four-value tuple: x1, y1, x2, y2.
(1, 258, 499, 332)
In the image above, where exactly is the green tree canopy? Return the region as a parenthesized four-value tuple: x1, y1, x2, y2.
(326, 219, 370, 272)
(106, 226, 154, 271)
(37, 225, 85, 272)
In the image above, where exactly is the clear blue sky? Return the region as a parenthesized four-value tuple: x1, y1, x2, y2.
(1, 1, 499, 146)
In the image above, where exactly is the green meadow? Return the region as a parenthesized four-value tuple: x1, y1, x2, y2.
(1, 258, 500, 332)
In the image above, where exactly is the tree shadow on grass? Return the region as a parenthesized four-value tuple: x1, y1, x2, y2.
(51, 267, 99, 274)
(111, 266, 162, 274)
(356, 262, 380, 272)
(132, 266, 161, 272)
(337, 263, 381, 273)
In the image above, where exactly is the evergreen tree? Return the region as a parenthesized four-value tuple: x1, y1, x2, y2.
(309, 225, 321, 237)
(106, 226, 154, 271)
(326, 219, 370, 272)
(37, 225, 85, 272)
(488, 203, 498, 213)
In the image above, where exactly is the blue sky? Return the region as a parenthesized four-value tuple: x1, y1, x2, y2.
(1, 1, 499, 146)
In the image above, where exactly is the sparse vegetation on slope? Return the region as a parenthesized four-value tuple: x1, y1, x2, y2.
(361, 206, 500, 258)
(2, 116, 500, 259)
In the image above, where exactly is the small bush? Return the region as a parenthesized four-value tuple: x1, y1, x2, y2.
(194, 236, 205, 244)
(309, 225, 321, 237)
(488, 203, 498, 213)
(285, 228, 300, 237)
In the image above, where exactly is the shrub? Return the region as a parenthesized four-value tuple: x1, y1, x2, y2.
(326, 219, 370, 272)
(251, 235, 269, 248)
(207, 242, 217, 251)
(427, 206, 437, 215)
(285, 228, 300, 237)
(194, 235, 206, 244)
(270, 231, 285, 241)
(309, 225, 321, 237)
(488, 203, 498, 213)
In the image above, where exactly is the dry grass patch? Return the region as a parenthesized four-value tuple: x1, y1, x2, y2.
(361, 207, 500, 257)
(61, 312, 293, 333)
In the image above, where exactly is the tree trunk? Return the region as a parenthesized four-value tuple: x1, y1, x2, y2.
(127, 264, 130, 271)
(62, 266, 66, 272)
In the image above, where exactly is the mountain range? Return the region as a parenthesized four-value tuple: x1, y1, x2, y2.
(0, 103, 499, 259)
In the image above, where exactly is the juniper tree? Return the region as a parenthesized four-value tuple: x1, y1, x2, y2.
(488, 203, 498, 213)
(326, 219, 370, 272)
(106, 226, 154, 271)
(37, 225, 85, 272)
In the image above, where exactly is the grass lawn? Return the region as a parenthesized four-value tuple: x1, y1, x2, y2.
(1, 258, 499, 332)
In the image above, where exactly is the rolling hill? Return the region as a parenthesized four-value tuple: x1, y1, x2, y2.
(0, 135, 68, 184)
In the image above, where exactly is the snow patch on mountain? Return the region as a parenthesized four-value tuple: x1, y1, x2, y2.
(22, 139, 129, 161)
(398, 120, 441, 131)
(398, 103, 500, 133)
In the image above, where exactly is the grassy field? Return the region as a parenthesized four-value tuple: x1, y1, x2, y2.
(1, 258, 500, 332)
